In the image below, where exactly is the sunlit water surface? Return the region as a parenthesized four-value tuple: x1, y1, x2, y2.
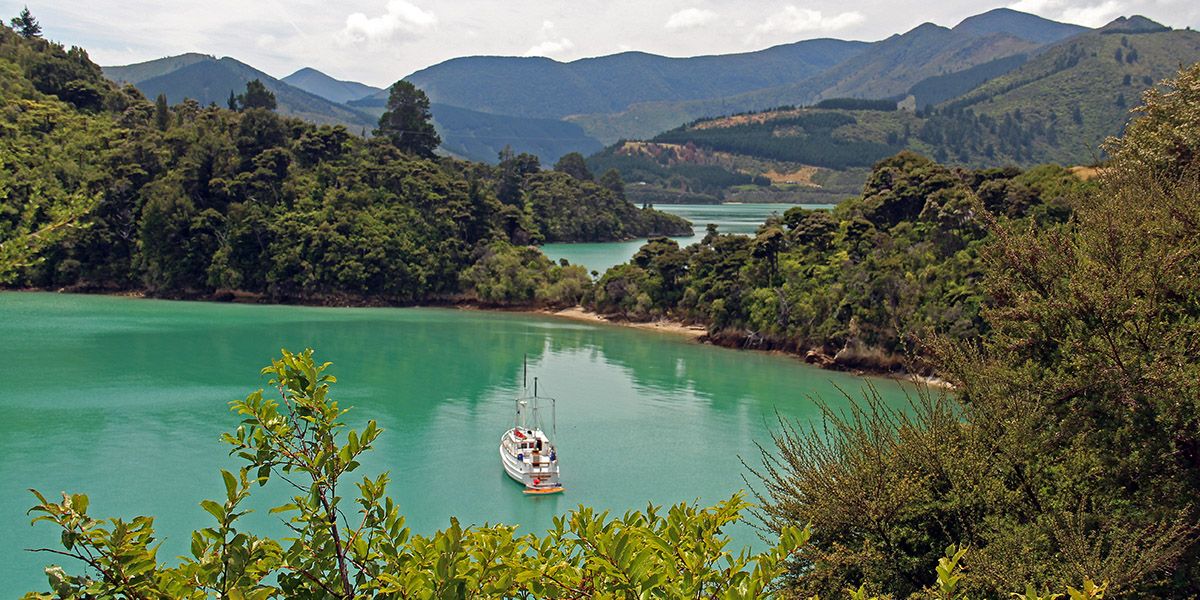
(0, 291, 909, 594)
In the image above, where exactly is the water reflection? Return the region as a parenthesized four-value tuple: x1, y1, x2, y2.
(0, 292, 906, 595)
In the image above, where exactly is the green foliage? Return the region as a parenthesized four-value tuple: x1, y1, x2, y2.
(0, 27, 125, 281)
(376, 80, 440, 158)
(460, 242, 591, 307)
(552, 151, 592, 180)
(236, 78, 276, 111)
(588, 151, 1088, 366)
(1, 28, 682, 301)
(10, 6, 40, 38)
(525, 171, 691, 242)
(750, 63, 1200, 598)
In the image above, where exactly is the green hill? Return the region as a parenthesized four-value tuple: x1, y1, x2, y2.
(938, 19, 1200, 164)
(429, 103, 602, 165)
(103, 55, 377, 131)
(567, 15, 1068, 144)
(590, 19, 1200, 202)
(103, 52, 210, 84)
(953, 7, 1087, 43)
(281, 67, 381, 104)
(377, 39, 868, 121)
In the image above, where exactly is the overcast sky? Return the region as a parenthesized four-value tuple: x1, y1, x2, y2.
(5, 0, 1198, 88)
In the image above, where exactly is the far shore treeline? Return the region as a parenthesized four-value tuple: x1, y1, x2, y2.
(4, 9, 1200, 598)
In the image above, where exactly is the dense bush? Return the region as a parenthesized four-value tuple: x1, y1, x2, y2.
(588, 151, 1090, 370)
(0, 23, 689, 302)
(459, 242, 591, 307)
(750, 63, 1200, 598)
(654, 112, 901, 170)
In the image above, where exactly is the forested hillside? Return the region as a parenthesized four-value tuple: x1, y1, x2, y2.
(568, 10, 1085, 143)
(0, 23, 688, 301)
(586, 152, 1088, 368)
(387, 39, 867, 120)
(105, 54, 378, 130)
(595, 22, 1200, 203)
(280, 67, 380, 104)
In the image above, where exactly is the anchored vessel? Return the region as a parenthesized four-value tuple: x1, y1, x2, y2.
(499, 366, 563, 495)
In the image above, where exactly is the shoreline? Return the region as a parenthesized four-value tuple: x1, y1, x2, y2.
(534, 306, 709, 339)
(3, 288, 950, 388)
(479, 304, 952, 389)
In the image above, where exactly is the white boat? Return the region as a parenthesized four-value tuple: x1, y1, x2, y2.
(499, 370, 563, 495)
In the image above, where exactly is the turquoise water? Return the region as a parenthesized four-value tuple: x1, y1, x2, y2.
(0, 291, 908, 594)
(542, 203, 832, 273)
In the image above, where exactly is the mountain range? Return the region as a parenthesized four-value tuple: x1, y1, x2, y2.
(103, 55, 599, 163)
(102, 8, 1199, 173)
(586, 16, 1200, 204)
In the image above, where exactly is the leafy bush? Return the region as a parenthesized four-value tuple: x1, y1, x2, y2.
(460, 242, 592, 307)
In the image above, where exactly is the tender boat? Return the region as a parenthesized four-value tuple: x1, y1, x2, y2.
(499, 369, 563, 495)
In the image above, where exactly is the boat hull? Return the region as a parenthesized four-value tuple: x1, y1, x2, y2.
(499, 430, 562, 493)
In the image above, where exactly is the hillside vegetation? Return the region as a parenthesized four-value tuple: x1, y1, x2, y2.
(0, 23, 687, 304)
(105, 54, 378, 130)
(391, 39, 867, 120)
(580, 64, 1200, 596)
(568, 10, 1081, 143)
(593, 23, 1200, 203)
(280, 66, 381, 104)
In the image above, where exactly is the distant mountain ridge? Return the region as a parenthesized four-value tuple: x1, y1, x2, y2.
(585, 16, 1200, 205)
(382, 38, 869, 119)
(105, 57, 603, 164)
(104, 55, 377, 130)
(104, 9, 1194, 170)
(282, 67, 381, 104)
(401, 8, 1094, 143)
(952, 7, 1088, 43)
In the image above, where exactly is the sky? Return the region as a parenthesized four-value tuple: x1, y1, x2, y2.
(4, 0, 1199, 88)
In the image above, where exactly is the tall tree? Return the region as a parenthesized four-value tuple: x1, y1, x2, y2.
(9, 6, 41, 38)
(375, 80, 440, 158)
(154, 93, 170, 131)
(226, 90, 238, 111)
(237, 79, 275, 111)
(553, 152, 592, 181)
(599, 169, 626, 201)
(496, 146, 540, 206)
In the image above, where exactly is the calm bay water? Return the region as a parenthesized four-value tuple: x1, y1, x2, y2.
(0, 291, 908, 594)
(542, 203, 832, 273)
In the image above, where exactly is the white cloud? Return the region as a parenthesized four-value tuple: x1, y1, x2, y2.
(525, 38, 575, 56)
(754, 5, 865, 35)
(337, 1, 437, 45)
(665, 8, 718, 31)
(524, 20, 575, 56)
(1008, 0, 1124, 27)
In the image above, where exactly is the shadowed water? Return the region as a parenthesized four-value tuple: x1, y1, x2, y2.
(0, 291, 910, 594)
